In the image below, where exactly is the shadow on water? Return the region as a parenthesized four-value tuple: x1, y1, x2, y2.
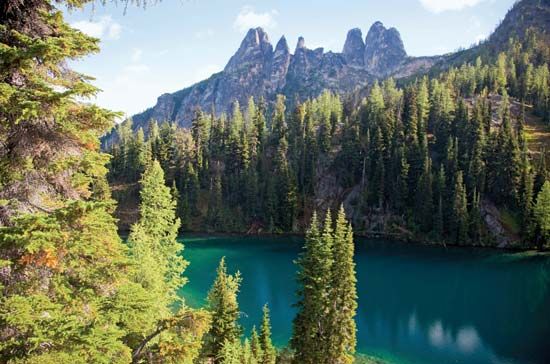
(178, 235, 550, 364)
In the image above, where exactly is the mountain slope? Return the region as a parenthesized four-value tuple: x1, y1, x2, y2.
(431, 0, 550, 71)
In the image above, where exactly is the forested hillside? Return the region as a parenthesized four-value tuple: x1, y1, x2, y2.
(108, 27, 550, 248)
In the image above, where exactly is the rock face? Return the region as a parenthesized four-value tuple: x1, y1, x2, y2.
(342, 28, 365, 66)
(130, 23, 439, 130)
(364, 21, 407, 77)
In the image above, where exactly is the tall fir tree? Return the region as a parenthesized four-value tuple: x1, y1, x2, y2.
(259, 304, 276, 364)
(204, 257, 242, 362)
(534, 181, 550, 248)
(326, 206, 358, 364)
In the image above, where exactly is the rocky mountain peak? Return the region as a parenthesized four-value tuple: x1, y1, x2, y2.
(275, 35, 289, 54)
(271, 36, 291, 91)
(296, 36, 306, 52)
(225, 27, 273, 72)
(243, 27, 270, 47)
(343, 28, 365, 66)
(364, 21, 407, 77)
(127, 23, 443, 132)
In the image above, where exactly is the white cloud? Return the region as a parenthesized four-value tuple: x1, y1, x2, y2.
(233, 6, 278, 33)
(419, 0, 485, 13)
(71, 15, 122, 40)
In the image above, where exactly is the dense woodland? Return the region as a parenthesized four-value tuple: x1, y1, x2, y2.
(1, 0, 550, 363)
(109, 32, 550, 248)
(0, 1, 358, 363)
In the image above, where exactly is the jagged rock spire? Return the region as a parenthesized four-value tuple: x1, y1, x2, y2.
(342, 28, 365, 66)
(225, 27, 273, 72)
(364, 21, 407, 76)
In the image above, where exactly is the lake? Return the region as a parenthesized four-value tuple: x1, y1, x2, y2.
(178, 235, 550, 364)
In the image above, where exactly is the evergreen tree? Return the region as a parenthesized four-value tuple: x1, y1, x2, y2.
(129, 160, 186, 301)
(0, 3, 212, 363)
(259, 304, 276, 364)
(250, 326, 263, 362)
(291, 212, 332, 364)
(219, 339, 243, 364)
(415, 157, 434, 232)
(534, 150, 548, 194)
(433, 165, 447, 239)
(291, 208, 357, 364)
(486, 93, 521, 205)
(204, 257, 242, 362)
(326, 206, 358, 364)
(0, 3, 162, 363)
(469, 188, 483, 243)
(126, 161, 209, 362)
(451, 171, 469, 244)
(534, 181, 550, 248)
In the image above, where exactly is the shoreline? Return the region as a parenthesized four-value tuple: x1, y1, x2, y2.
(118, 228, 549, 254)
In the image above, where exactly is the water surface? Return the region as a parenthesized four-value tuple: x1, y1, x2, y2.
(179, 235, 550, 364)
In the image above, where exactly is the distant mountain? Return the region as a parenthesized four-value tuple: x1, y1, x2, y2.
(128, 22, 442, 131)
(126, 0, 549, 132)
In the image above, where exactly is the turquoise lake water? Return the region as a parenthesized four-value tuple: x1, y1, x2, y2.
(178, 235, 550, 364)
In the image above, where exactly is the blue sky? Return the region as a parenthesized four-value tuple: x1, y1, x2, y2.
(63, 0, 517, 117)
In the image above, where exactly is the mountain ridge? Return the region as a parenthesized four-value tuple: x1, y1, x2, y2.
(122, 0, 549, 135)
(127, 21, 442, 133)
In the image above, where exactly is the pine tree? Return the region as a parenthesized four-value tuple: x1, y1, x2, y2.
(0, 3, 154, 362)
(204, 257, 242, 362)
(291, 212, 332, 364)
(207, 174, 224, 230)
(129, 161, 186, 300)
(433, 165, 447, 239)
(291, 208, 357, 363)
(219, 339, 243, 364)
(417, 77, 431, 130)
(415, 157, 433, 232)
(469, 188, 483, 243)
(326, 206, 357, 364)
(534, 181, 550, 248)
(124, 161, 212, 362)
(271, 95, 287, 145)
(534, 150, 548, 194)
(242, 339, 257, 364)
(259, 304, 276, 364)
(451, 171, 469, 244)
(250, 326, 263, 362)
(0, 3, 212, 363)
(496, 52, 508, 93)
(486, 93, 521, 205)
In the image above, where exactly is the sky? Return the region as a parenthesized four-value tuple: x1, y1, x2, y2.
(63, 0, 518, 118)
